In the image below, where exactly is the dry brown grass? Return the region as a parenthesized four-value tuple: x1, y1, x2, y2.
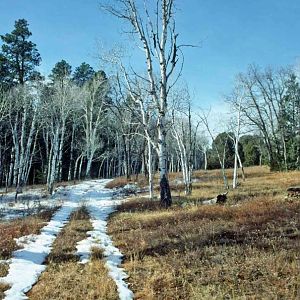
(105, 177, 131, 189)
(0, 207, 59, 298)
(161, 166, 300, 208)
(0, 262, 9, 296)
(105, 174, 154, 190)
(108, 166, 300, 299)
(28, 206, 118, 300)
(0, 263, 9, 278)
(109, 166, 300, 202)
(0, 207, 59, 260)
(0, 283, 9, 300)
(29, 260, 118, 300)
(46, 206, 92, 264)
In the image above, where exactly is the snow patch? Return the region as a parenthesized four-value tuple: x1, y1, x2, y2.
(0, 203, 76, 300)
(202, 197, 217, 205)
(76, 182, 133, 300)
(0, 179, 133, 300)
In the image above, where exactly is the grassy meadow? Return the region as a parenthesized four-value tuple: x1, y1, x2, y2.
(107, 166, 300, 299)
(0, 166, 299, 299)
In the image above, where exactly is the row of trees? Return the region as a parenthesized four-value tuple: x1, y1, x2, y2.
(228, 65, 300, 171)
(1, 1, 299, 207)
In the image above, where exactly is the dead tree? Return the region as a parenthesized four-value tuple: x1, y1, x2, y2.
(198, 110, 229, 190)
(102, 0, 185, 207)
(171, 89, 199, 195)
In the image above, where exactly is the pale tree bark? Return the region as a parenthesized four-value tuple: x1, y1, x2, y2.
(67, 122, 76, 181)
(6, 86, 38, 197)
(0, 89, 9, 187)
(103, 0, 183, 207)
(171, 90, 199, 195)
(74, 153, 84, 181)
(226, 89, 245, 189)
(42, 80, 77, 193)
(81, 73, 108, 178)
(198, 111, 229, 190)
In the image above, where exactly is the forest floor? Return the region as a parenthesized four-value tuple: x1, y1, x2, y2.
(107, 166, 300, 299)
(0, 166, 299, 299)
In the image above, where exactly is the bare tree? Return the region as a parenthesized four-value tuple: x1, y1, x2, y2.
(6, 85, 39, 198)
(42, 80, 77, 194)
(236, 65, 293, 171)
(171, 88, 199, 194)
(102, 0, 184, 207)
(81, 71, 109, 178)
(226, 86, 246, 188)
(198, 110, 229, 190)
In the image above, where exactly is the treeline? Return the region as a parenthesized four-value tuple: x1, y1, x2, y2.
(0, 19, 299, 196)
(205, 65, 300, 174)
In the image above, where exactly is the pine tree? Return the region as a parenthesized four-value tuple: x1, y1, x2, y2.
(73, 62, 95, 86)
(50, 59, 72, 83)
(0, 19, 41, 85)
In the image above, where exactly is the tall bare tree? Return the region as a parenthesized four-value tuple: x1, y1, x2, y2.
(81, 71, 109, 178)
(236, 65, 295, 171)
(171, 88, 198, 194)
(226, 86, 246, 188)
(102, 0, 184, 207)
(42, 80, 77, 193)
(6, 85, 39, 197)
(198, 110, 229, 190)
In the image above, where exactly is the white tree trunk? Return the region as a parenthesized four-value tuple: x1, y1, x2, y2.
(147, 138, 154, 199)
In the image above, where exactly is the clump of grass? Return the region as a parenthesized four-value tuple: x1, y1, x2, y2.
(0, 262, 9, 277)
(28, 205, 118, 300)
(108, 167, 300, 299)
(28, 261, 118, 300)
(46, 206, 92, 264)
(90, 246, 104, 260)
(0, 206, 60, 259)
(0, 262, 10, 297)
(105, 177, 130, 189)
(0, 283, 10, 299)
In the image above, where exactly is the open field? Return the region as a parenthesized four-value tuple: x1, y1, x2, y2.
(0, 167, 299, 299)
(108, 166, 300, 299)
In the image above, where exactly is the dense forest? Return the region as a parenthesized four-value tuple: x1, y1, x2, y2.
(0, 16, 299, 203)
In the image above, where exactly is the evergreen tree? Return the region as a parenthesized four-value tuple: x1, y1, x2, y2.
(50, 59, 72, 83)
(240, 135, 261, 166)
(208, 132, 236, 169)
(0, 54, 10, 88)
(280, 73, 300, 169)
(72, 62, 95, 86)
(0, 19, 41, 85)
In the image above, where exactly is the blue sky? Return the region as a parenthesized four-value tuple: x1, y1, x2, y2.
(1, 0, 300, 108)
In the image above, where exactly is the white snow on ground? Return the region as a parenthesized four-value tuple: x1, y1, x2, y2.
(76, 180, 133, 300)
(0, 203, 76, 300)
(0, 179, 133, 300)
(0, 187, 59, 221)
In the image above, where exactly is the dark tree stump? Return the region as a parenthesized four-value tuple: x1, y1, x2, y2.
(160, 174, 172, 208)
(216, 192, 228, 204)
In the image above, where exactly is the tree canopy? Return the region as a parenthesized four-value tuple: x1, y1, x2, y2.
(0, 19, 41, 85)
